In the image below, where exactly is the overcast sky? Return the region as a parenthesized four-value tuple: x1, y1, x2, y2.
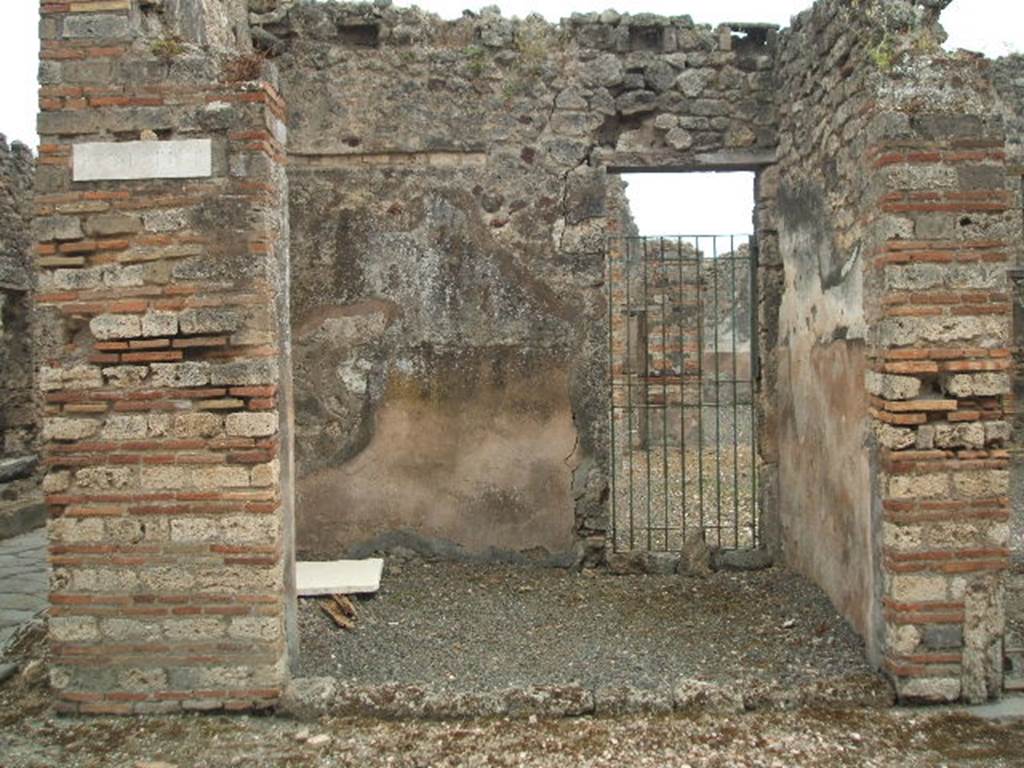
(0, 0, 1019, 235)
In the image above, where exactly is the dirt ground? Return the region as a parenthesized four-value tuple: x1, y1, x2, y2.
(297, 562, 879, 700)
(2, 617, 1024, 767)
(2, 671, 1024, 767)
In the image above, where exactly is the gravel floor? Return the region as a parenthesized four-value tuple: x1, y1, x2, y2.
(2, 614, 1024, 767)
(298, 562, 877, 696)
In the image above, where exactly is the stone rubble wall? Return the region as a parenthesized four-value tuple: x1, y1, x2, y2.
(0, 136, 40, 531)
(268, 1, 777, 564)
(770, 0, 885, 679)
(989, 56, 1024, 561)
(989, 52, 1024, 684)
(0, 138, 37, 453)
(35, 0, 295, 714)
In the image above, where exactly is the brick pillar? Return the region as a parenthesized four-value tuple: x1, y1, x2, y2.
(36, 0, 294, 714)
(866, 60, 1013, 703)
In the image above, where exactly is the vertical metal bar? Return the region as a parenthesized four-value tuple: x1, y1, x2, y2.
(712, 236, 722, 550)
(608, 236, 618, 553)
(749, 234, 759, 548)
(624, 238, 636, 551)
(730, 235, 740, 550)
(659, 238, 670, 549)
(642, 237, 653, 551)
(677, 236, 687, 545)
(695, 237, 705, 538)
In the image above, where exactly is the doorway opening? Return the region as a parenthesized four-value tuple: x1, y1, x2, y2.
(608, 172, 760, 553)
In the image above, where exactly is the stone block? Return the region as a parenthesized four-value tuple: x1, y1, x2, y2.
(873, 422, 916, 450)
(984, 421, 1011, 445)
(70, 567, 140, 593)
(867, 371, 921, 401)
(923, 624, 963, 650)
(73, 139, 213, 182)
(887, 472, 948, 499)
(226, 412, 278, 437)
(50, 616, 100, 643)
(890, 574, 949, 603)
(933, 423, 985, 450)
(100, 414, 149, 440)
(141, 310, 179, 338)
(75, 466, 134, 490)
(83, 213, 142, 237)
(179, 308, 242, 335)
(250, 460, 279, 487)
(90, 313, 141, 340)
(941, 373, 1010, 398)
(62, 13, 130, 39)
(148, 362, 210, 388)
(675, 68, 713, 97)
(889, 624, 921, 655)
(42, 470, 71, 493)
(192, 465, 251, 490)
(227, 616, 280, 641)
(36, 215, 83, 243)
(49, 516, 104, 544)
(163, 618, 226, 641)
(221, 514, 278, 545)
(102, 366, 150, 387)
(118, 668, 169, 693)
(141, 465, 187, 489)
(101, 618, 164, 642)
(878, 316, 1008, 348)
(210, 360, 279, 386)
(38, 110, 103, 135)
(43, 417, 100, 442)
(143, 208, 189, 233)
(169, 517, 219, 543)
(897, 677, 961, 703)
(173, 412, 222, 438)
(953, 470, 1009, 498)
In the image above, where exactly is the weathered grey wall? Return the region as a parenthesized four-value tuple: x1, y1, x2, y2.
(991, 52, 1024, 686)
(771, 0, 887, 649)
(0, 135, 39, 530)
(269, 2, 777, 562)
(991, 55, 1024, 561)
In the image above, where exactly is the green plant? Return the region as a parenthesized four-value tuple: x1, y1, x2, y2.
(463, 44, 489, 79)
(151, 35, 185, 59)
(515, 25, 548, 78)
(868, 33, 896, 71)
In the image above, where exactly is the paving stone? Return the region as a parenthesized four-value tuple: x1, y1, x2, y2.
(0, 530, 48, 648)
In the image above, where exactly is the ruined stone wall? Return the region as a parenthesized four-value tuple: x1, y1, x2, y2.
(990, 52, 1024, 689)
(268, 2, 776, 564)
(774, 0, 1016, 703)
(862, 7, 1013, 703)
(990, 57, 1024, 560)
(771, 0, 879, 664)
(866, 52, 1014, 703)
(0, 136, 40, 534)
(36, 0, 295, 713)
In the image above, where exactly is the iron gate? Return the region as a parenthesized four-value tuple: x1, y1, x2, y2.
(608, 235, 759, 553)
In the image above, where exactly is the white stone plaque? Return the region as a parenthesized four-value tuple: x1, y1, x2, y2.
(73, 139, 213, 182)
(296, 559, 384, 596)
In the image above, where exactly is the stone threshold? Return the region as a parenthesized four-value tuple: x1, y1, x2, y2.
(281, 673, 894, 721)
(0, 498, 46, 542)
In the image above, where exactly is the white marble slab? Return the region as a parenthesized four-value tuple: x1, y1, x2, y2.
(296, 558, 383, 596)
(73, 139, 213, 182)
